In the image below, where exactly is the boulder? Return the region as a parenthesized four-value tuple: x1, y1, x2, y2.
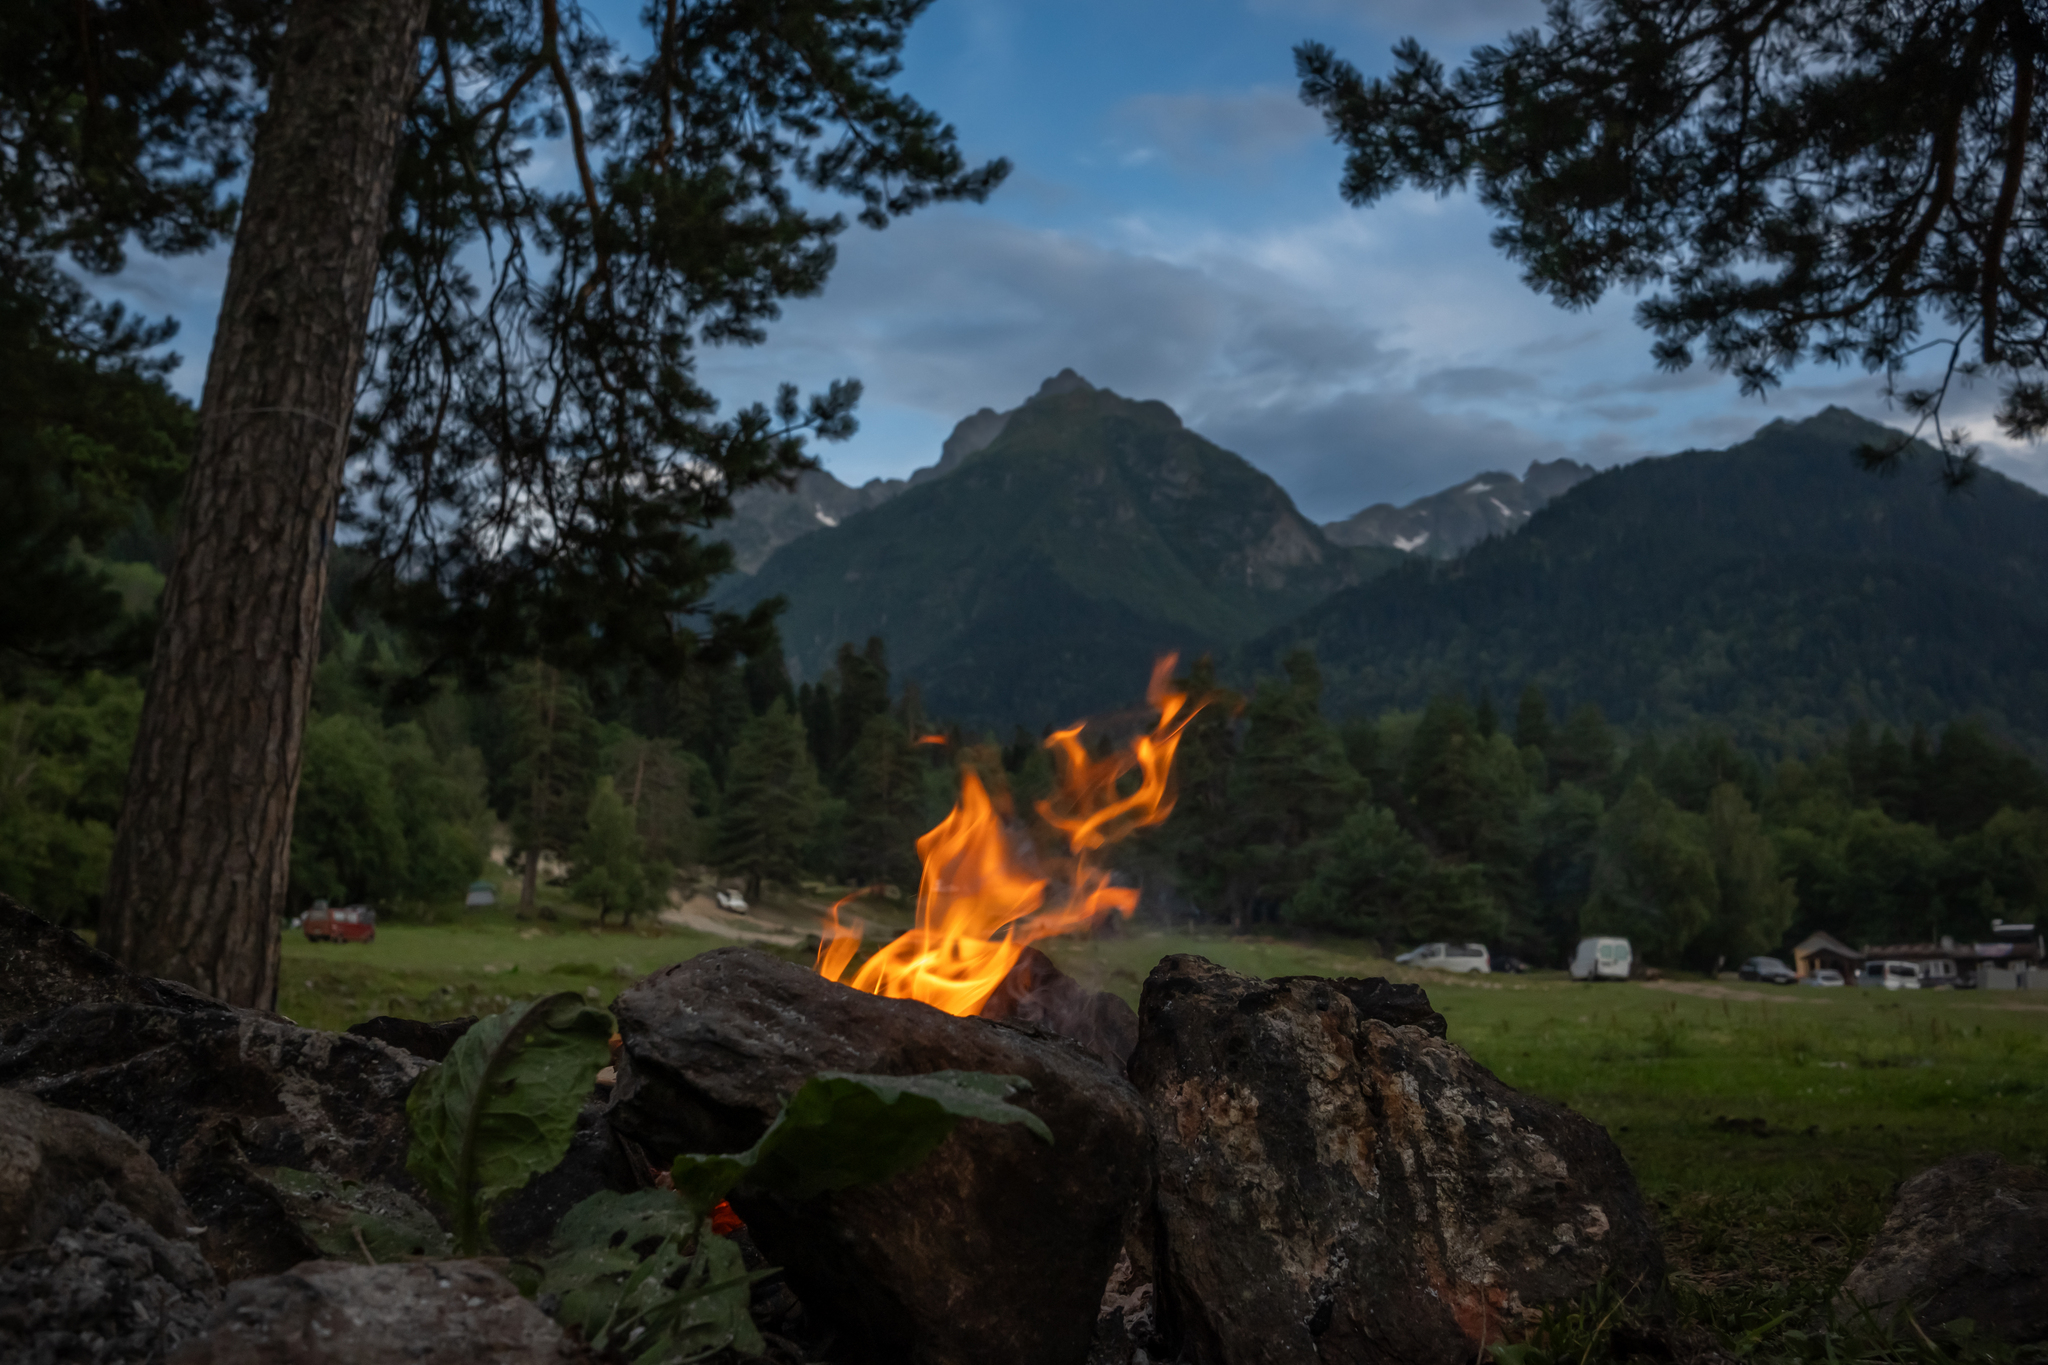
(0, 1089, 221, 1364)
(608, 946, 1152, 1365)
(169, 1259, 593, 1364)
(1129, 955, 1662, 1365)
(1837, 1150, 2047, 1343)
(345, 1015, 478, 1062)
(0, 901, 433, 1280)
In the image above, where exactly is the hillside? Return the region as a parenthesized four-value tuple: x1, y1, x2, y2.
(723, 373, 1399, 726)
(1255, 408, 2048, 750)
(1322, 458, 1594, 557)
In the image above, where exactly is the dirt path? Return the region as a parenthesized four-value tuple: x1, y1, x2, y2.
(656, 893, 807, 947)
(1641, 980, 1832, 1004)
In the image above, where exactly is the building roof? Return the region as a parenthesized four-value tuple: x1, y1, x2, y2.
(1791, 931, 1861, 959)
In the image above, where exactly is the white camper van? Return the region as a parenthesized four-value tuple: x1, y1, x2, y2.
(1571, 937, 1633, 981)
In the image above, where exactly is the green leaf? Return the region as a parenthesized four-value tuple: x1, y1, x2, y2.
(404, 993, 614, 1253)
(538, 1189, 765, 1362)
(257, 1167, 454, 1263)
(671, 1069, 1053, 1214)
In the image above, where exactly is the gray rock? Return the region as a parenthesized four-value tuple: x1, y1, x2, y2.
(0, 1197, 222, 1365)
(0, 911, 431, 1284)
(0, 1089, 220, 1363)
(0, 893, 224, 1039)
(169, 1259, 592, 1364)
(608, 946, 1152, 1365)
(1129, 955, 1663, 1365)
(1837, 1150, 2048, 1343)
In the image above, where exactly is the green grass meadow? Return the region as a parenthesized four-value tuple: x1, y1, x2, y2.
(277, 903, 2048, 1349)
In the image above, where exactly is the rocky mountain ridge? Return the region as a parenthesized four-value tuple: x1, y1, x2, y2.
(1320, 458, 1595, 557)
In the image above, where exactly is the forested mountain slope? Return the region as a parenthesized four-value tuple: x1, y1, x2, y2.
(723, 375, 1399, 726)
(1255, 408, 2048, 751)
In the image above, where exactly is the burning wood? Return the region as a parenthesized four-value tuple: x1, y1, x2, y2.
(816, 656, 1205, 1018)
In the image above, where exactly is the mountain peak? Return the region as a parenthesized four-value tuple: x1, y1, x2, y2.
(1033, 368, 1094, 400)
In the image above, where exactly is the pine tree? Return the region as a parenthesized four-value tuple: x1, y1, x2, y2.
(1697, 782, 1798, 967)
(840, 713, 925, 889)
(570, 777, 650, 928)
(505, 661, 598, 914)
(1514, 685, 1553, 755)
(713, 699, 822, 902)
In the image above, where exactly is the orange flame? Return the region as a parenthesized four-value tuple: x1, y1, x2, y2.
(915, 733, 949, 745)
(815, 655, 1203, 1016)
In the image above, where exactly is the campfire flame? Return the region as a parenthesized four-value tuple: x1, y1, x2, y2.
(816, 656, 1203, 1016)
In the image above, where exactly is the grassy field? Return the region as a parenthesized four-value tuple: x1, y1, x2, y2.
(277, 900, 2048, 1353)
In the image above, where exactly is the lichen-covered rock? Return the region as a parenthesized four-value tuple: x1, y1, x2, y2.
(1837, 1151, 2047, 1344)
(169, 1259, 593, 1364)
(0, 1087, 200, 1252)
(0, 1197, 222, 1364)
(609, 946, 1152, 1365)
(0, 903, 434, 1282)
(0, 1000, 431, 1280)
(1129, 955, 1662, 1365)
(0, 1089, 220, 1363)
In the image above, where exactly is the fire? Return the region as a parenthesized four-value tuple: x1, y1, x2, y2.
(816, 655, 1204, 1015)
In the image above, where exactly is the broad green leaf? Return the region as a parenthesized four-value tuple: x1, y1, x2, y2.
(257, 1167, 453, 1263)
(671, 1069, 1053, 1213)
(540, 1189, 765, 1362)
(405, 993, 614, 1253)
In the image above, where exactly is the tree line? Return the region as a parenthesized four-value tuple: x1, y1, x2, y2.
(10, 585, 2044, 969)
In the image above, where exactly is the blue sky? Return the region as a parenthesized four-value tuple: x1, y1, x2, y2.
(100, 0, 2048, 520)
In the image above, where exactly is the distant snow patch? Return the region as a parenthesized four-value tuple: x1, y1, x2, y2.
(1489, 497, 1513, 517)
(1464, 480, 1495, 493)
(813, 507, 839, 527)
(1393, 531, 1432, 552)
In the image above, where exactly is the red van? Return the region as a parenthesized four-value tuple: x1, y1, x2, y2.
(302, 903, 377, 944)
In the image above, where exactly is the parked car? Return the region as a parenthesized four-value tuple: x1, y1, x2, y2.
(1569, 936, 1633, 981)
(1395, 942, 1491, 974)
(302, 903, 376, 944)
(1738, 955, 1798, 985)
(1799, 968, 1846, 987)
(1857, 959, 1922, 990)
(713, 888, 748, 914)
(1916, 958, 1959, 988)
(1493, 955, 1530, 975)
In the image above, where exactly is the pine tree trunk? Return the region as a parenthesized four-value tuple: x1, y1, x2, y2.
(98, 0, 430, 1007)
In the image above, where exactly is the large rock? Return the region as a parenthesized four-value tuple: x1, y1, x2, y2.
(0, 892, 225, 1037)
(608, 946, 1152, 1365)
(169, 1259, 593, 1364)
(1129, 955, 1662, 1365)
(0, 899, 432, 1280)
(1837, 1151, 2047, 1343)
(0, 1089, 220, 1363)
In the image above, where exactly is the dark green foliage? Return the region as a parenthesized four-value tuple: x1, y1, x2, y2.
(1584, 777, 1718, 964)
(713, 697, 822, 899)
(668, 1070, 1051, 1215)
(1259, 410, 2048, 752)
(569, 777, 655, 928)
(1514, 685, 1553, 753)
(504, 661, 600, 908)
(405, 993, 616, 1255)
(728, 383, 1400, 728)
(1296, 0, 2048, 470)
(1698, 783, 1798, 968)
(0, 672, 142, 925)
(839, 713, 926, 888)
(1286, 804, 1494, 947)
(347, 0, 1008, 685)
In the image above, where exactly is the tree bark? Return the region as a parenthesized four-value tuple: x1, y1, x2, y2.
(99, 0, 430, 1008)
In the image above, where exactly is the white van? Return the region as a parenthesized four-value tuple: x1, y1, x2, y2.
(1857, 960, 1921, 990)
(1570, 937, 1633, 981)
(1395, 942, 1492, 974)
